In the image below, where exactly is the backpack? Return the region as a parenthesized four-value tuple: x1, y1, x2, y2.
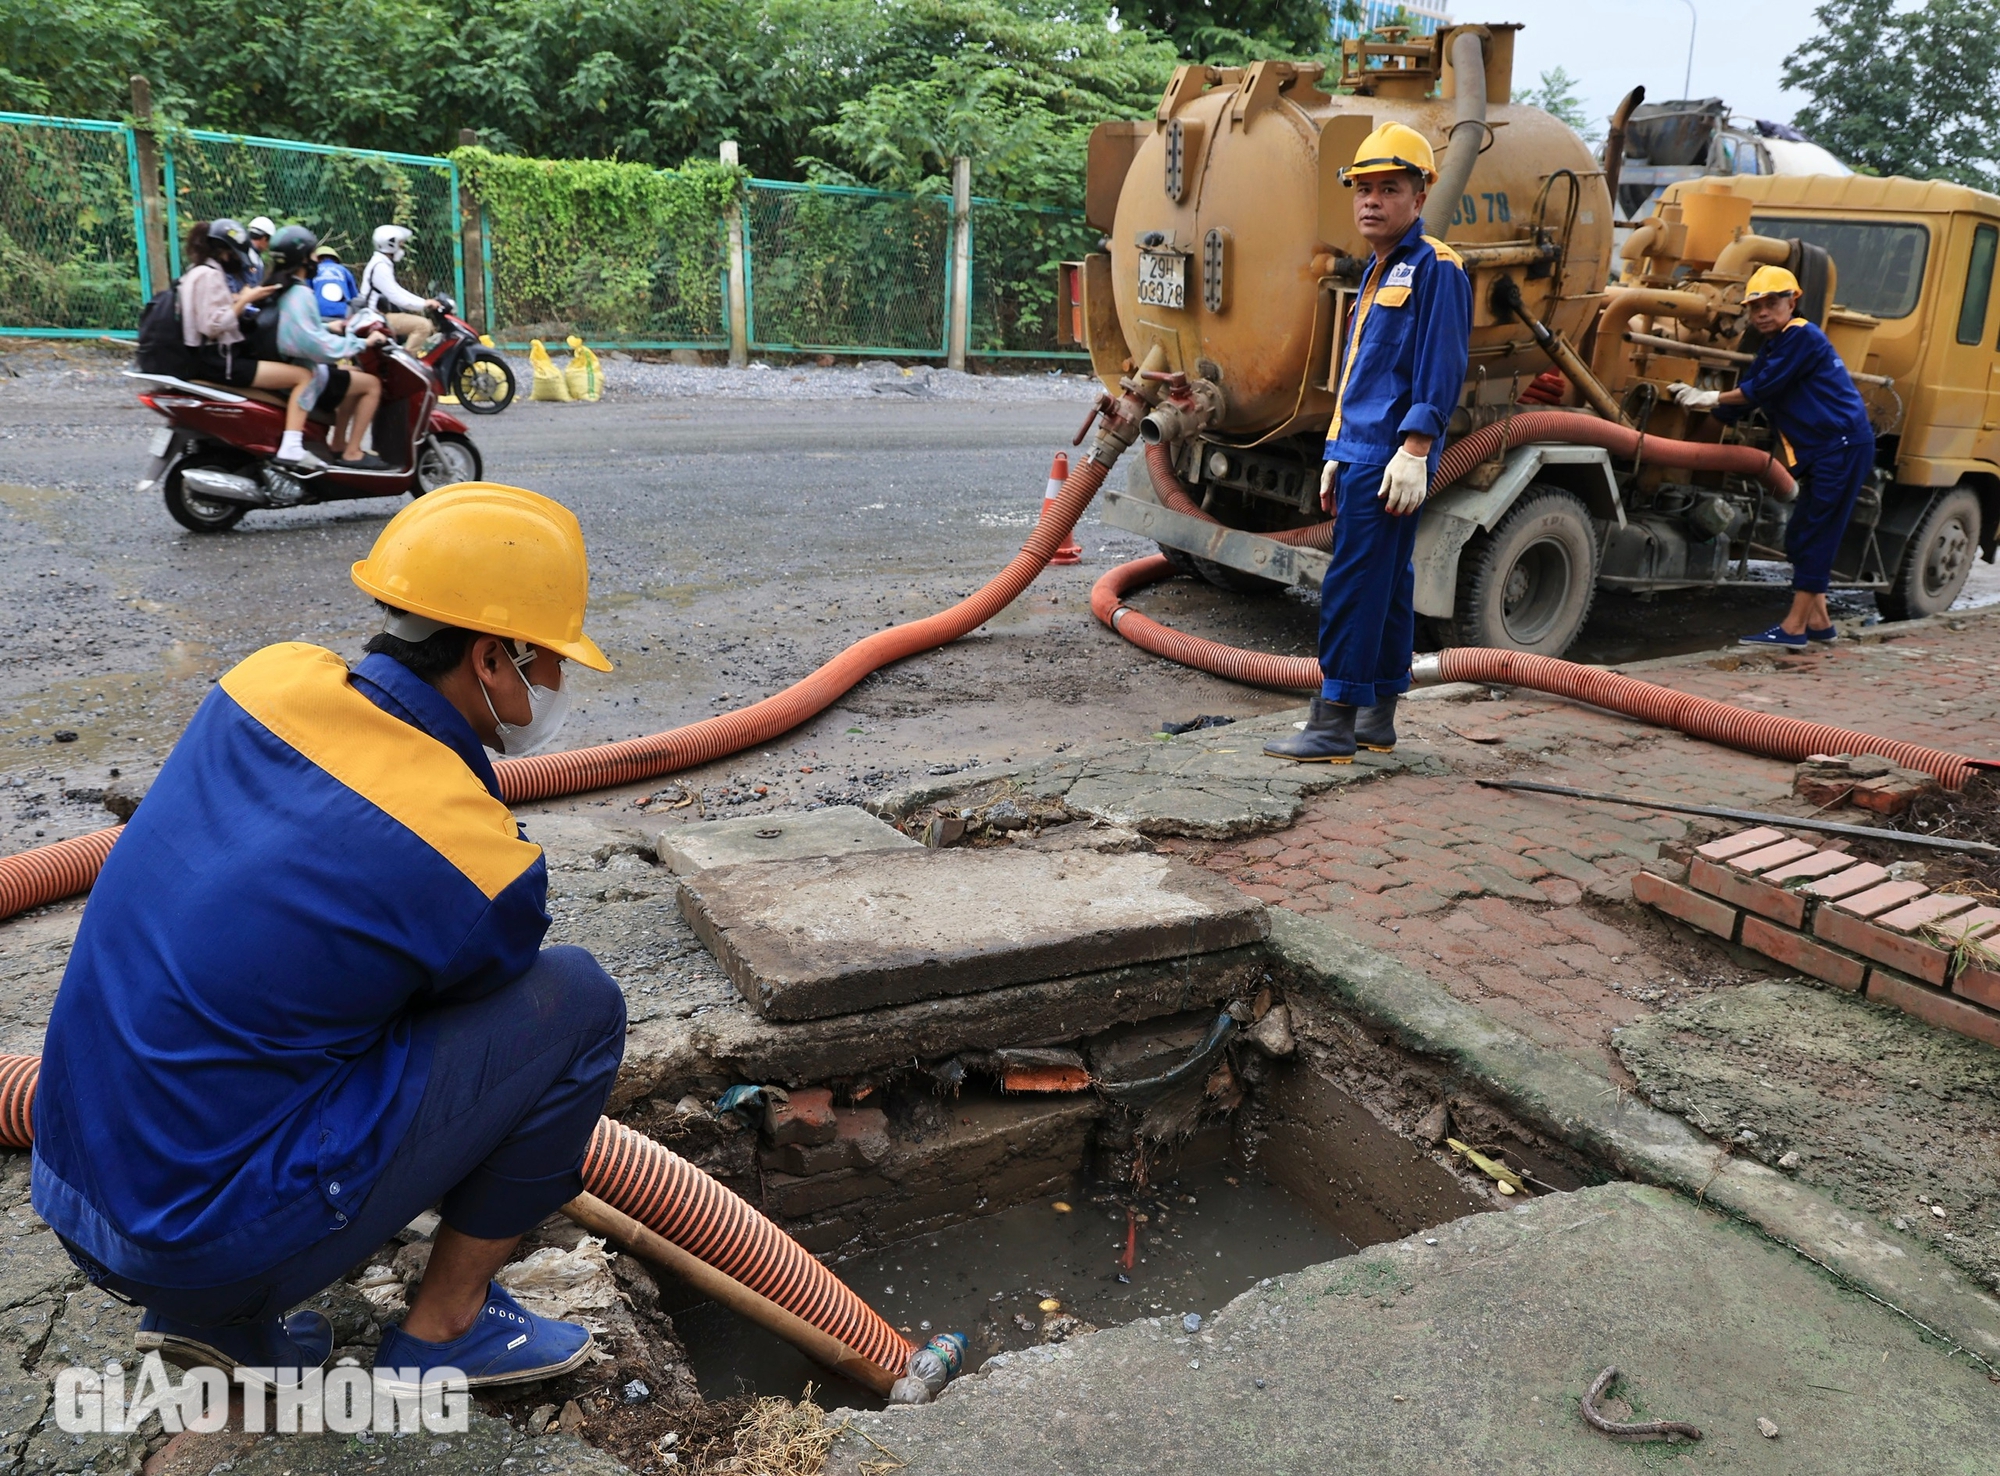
(135, 283, 197, 377)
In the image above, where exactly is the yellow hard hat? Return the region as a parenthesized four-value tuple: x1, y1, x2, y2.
(1743, 265, 1802, 302)
(1340, 122, 1437, 185)
(351, 482, 612, 671)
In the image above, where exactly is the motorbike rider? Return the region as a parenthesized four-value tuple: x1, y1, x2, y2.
(311, 244, 357, 328)
(266, 224, 394, 470)
(177, 218, 313, 421)
(358, 225, 441, 353)
(244, 217, 276, 285)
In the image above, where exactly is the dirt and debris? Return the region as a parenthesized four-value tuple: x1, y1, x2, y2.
(1845, 770, 2000, 896)
(1617, 978, 2000, 1293)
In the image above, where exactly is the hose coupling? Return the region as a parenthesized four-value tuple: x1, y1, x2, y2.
(1410, 652, 1446, 686)
(1088, 389, 1151, 467)
(1137, 371, 1225, 448)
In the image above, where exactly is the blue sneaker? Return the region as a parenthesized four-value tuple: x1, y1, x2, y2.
(1806, 625, 1838, 643)
(134, 1307, 332, 1390)
(373, 1282, 593, 1392)
(1740, 624, 1808, 648)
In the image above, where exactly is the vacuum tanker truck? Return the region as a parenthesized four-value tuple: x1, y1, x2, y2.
(1069, 22, 2000, 654)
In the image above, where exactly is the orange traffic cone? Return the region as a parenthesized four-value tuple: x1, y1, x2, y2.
(1043, 452, 1083, 565)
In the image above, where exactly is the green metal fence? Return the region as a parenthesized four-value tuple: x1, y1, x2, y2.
(164, 129, 462, 306)
(0, 113, 148, 337)
(1, 111, 1090, 362)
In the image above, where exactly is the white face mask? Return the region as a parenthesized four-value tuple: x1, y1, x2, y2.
(482, 644, 569, 756)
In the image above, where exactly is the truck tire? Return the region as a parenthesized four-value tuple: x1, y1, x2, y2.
(1878, 487, 1980, 621)
(1444, 486, 1599, 656)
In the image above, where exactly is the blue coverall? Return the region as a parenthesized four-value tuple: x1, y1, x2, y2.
(1712, 318, 1876, 593)
(1318, 218, 1473, 705)
(34, 644, 624, 1321)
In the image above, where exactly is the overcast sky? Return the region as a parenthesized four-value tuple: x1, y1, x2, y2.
(1499, 0, 1827, 135)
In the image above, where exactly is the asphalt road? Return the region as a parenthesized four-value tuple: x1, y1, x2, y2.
(0, 342, 1993, 856)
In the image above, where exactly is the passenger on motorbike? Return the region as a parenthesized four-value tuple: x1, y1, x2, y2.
(357, 225, 440, 354)
(266, 225, 394, 471)
(311, 245, 356, 328)
(178, 218, 313, 426)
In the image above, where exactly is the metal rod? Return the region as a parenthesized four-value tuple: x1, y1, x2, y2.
(1624, 329, 1896, 386)
(1473, 778, 2000, 855)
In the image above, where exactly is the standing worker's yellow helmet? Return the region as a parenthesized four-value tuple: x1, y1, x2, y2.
(1743, 265, 1802, 303)
(1340, 122, 1438, 185)
(351, 482, 613, 671)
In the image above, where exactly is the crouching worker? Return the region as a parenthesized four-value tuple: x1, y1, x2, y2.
(31, 483, 624, 1393)
(1671, 265, 1877, 647)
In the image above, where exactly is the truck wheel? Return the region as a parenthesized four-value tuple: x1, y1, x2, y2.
(1192, 556, 1285, 595)
(1445, 487, 1599, 655)
(1156, 543, 1200, 578)
(1878, 487, 1980, 621)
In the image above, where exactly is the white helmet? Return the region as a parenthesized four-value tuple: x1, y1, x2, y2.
(247, 216, 277, 239)
(373, 224, 414, 262)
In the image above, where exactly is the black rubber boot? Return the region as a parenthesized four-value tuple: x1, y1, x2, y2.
(1354, 694, 1398, 752)
(1262, 698, 1357, 763)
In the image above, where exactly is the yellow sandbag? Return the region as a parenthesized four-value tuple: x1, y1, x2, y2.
(529, 338, 572, 402)
(563, 335, 602, 402)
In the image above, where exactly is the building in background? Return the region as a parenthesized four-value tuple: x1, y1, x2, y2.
(1332, 1, 1452, 39)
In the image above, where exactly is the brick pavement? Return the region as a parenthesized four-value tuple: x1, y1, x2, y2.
(1163, 614, 2000, 1078)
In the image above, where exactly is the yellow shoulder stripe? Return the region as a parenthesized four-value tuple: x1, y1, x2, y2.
(1422, 235, 1465, 270)
(220, 644, 542, 902)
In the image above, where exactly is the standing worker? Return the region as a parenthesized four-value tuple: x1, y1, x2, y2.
(1671, 265, 1877, 647)
(1266, 123, 1472, 762)
(32, 484, 625, 1392)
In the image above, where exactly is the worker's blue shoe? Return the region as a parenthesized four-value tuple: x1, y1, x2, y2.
(1263, 698, 1357, 763)
(1739, 624, 1809, 649)
(1806, 625, 1838, 643)
(135, 1307, 332, 1389)
(374, 1283, 593, 1392)
(1354, 695, 1398, 753)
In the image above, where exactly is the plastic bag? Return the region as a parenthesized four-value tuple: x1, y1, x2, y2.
(564, 335, 603, 401)
(528, 338, 572, 402)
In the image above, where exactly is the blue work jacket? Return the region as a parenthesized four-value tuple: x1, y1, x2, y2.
(1325, 219, 1473, 466)
(312, 260, 357, 321)
(33, 646, 549, 1287)
(1712, 318, 1874, 465)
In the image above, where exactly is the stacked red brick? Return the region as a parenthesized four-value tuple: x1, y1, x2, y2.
(1634, 827, 2000, 1049)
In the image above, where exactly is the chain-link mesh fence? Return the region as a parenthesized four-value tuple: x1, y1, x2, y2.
(0, 112, 1091, 362)
(0, 114, 146, 335)
(969, 199, 1098, 358)
(165, 131, 460, 303)
(746, 183, 950, 355)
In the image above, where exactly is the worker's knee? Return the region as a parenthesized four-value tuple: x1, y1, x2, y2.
(522, 944, 627, 1045)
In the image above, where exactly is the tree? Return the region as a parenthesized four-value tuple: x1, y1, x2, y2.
(1783, 0, 2000, 190)
(1119, 1, 1336, 61)
(1517, 66, 1601, 146)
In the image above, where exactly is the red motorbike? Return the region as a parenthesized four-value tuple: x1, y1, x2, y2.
(418, 295, 516, 415)
(127, 332, 482, 532)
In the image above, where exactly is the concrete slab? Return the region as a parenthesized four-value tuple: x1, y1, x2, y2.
(679, 847, 1269, 1022)
(827, 1182, 2000, 1475)
(655, 804, 919, 875)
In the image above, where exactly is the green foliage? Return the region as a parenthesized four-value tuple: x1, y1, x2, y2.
(1123, 1, 1335, 61)
(1517, 66, 1601, 146)
(0, 0, 157, 118)
(1783, 0, 2000, 191)
(0, 120, 145, 329)
(453, 145, 743, 337)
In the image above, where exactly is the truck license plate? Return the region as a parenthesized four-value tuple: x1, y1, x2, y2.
(148, 428, 173, 457)
(1137, 251, 1187, 309)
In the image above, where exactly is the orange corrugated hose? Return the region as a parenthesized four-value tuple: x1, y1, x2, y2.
(1092, 556, 1983, 789)
(0, 1057, 913, 1380)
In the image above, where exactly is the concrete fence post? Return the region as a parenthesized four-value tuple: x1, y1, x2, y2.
(947, 155, 972, 371)
(129, 76, 170, 296)
(722, 141, 749, 368)
(456, 129, 488, 333)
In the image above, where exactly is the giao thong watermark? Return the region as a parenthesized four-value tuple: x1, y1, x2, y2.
(53, 1354, 470, 1434)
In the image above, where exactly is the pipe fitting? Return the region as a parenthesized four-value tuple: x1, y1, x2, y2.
(1410, 652, 1445, 686)
(1138, 373, 1226, 447)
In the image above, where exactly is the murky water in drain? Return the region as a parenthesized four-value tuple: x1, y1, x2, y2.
(673, 1152, 1355, 1405)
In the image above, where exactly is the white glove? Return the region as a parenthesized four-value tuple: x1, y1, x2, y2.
(1377, 447, 1429, 516)
(1319, 458, 1337, 512)
(1671, 383, 1720, 411)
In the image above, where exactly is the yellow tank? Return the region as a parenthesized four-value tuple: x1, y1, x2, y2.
(1082, 25, 1612, 440)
